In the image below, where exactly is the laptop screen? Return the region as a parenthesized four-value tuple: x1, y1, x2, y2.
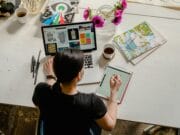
(41, 21, 97, 55)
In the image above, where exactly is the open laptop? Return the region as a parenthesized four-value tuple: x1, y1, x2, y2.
(41, 21, 101, 85)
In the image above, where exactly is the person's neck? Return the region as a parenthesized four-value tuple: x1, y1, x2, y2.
(60, 82, 78, 95)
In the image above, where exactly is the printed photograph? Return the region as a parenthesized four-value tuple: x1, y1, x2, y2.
(46, 31, 56, 42)
(47, 43, 57, 53)
(68, 28, 79, 40)
(57, 31, 66, 44)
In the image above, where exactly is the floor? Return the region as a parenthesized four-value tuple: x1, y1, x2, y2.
(0, 103, 39, 135)
(102, 120, 177, 135)
(0, 103, 178, 135)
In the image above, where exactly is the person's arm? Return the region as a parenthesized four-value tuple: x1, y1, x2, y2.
(32, 58, 56, 106)
(43, 57, 56, 86)
(96, 75, 121, 131)
(32, 82, 50, 106)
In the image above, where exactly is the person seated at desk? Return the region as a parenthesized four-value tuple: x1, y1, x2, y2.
(32, 48, 121, 135)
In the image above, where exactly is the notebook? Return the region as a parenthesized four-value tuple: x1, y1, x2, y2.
(41, 21, 101, 85)
(113, 21, 167, 64)
(96, 66, 133, 104)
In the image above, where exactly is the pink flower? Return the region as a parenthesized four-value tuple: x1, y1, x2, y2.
(83, 8, 90, 20)
(83, 0, 127, 27)
(121, 0, 127, 9)
(92, 15, 105, 27)
(114, 9, 123, 17)
(112, 15, 122, 25)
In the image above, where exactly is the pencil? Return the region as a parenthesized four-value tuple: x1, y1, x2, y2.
(100, 74, 106, 87)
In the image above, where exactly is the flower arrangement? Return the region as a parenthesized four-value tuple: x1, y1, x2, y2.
(83, 0, 127, 28)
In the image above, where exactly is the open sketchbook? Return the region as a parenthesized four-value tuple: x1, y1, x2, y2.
(96, 66, 133, 104)
(113, 21, 167, 65)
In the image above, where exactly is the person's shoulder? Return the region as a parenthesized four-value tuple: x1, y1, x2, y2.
(35, 82, 50, 90)
(32, 82, 52, 106)
(90, 93, 102, 102)
(78, 92, 95, 98)
(85, 93, 100, 99)
(34, 82, 52, 95)
(78, 92, 100, 102)
(81, 93, 104, 105)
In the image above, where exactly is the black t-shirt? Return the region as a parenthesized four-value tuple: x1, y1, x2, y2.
(32, 82, 107, 135)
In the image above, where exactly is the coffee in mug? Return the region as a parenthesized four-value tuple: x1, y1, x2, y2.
(15, 7, 28, 24)
(17, 12, 27, 17)
(103, 44, 115, 60)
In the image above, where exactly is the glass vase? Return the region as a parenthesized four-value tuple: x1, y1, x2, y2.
(96, 5, 116, 41)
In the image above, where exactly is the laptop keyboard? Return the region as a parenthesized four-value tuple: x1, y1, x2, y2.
(84, 54, 93, 69)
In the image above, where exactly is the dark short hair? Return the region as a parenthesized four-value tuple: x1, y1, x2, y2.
(53, 48, 84, 83)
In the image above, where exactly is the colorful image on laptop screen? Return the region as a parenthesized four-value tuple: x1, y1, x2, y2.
(41, 21, 97, 55)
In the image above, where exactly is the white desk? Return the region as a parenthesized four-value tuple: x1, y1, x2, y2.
(1, 0, 180, 128)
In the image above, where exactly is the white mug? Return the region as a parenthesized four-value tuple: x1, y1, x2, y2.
(15, 7, 28, 24)
(103, 44, 115, 60)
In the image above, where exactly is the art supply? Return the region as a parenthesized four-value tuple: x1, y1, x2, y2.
(34, 50, 41, 85)
(64, 12, 75, 23)
(59, 13, 65, 24)
(15, 7, 28, 24)
(42, 13, 57, 25)
(103, 44, 115, 60)
(31, 55, 36, 78)
(99, 74, 106, 87)
(52, 14, 60, 25)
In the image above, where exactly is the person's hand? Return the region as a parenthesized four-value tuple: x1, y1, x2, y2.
(110, 74, 121, 93)
(43, 57, 55, 76)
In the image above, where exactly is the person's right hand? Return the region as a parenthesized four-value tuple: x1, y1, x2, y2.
(43, 57, 55, 76)
(110, 74, 121, 93)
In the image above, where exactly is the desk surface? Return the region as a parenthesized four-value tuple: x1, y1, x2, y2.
(1, 0, 180, 128)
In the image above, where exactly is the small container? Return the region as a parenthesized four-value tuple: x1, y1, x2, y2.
(103, 44, 115, 60)
(15, 7, 28, 24)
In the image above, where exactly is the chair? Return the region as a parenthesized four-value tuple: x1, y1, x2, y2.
(37, 116, 44, 135)
(36, 117, 101, 135)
